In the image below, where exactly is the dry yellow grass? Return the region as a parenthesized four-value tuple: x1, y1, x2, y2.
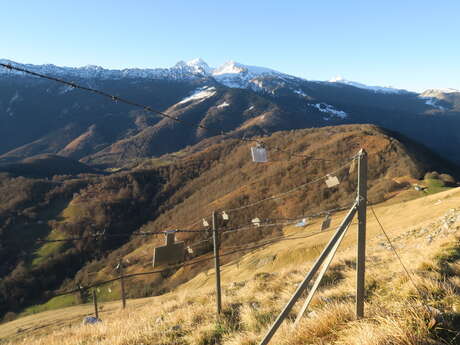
(2, 187, 460, 344)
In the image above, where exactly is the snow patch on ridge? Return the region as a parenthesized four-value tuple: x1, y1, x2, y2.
(293, 89, 307, 97)
(424, 98, 445, 111)
(418, 89, 454, 111)
(10, 91, 20, 103)
(310, 103, 348, 120)
(178, 87, 216, 105)
(418, 94, 448, 111)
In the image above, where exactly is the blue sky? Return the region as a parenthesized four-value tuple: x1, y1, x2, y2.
(1, 0, 459, 91)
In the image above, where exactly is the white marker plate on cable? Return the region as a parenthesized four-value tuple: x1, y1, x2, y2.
(325, 174, 340, 188)
(252, 217, 261, 226)
(251, 146, 268, 163)
(295, 218, 309, 227)
(222, 211, 229, 220)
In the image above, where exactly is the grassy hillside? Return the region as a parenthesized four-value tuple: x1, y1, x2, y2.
(0, 124, 458, 321)
(2, 187, 460, 344)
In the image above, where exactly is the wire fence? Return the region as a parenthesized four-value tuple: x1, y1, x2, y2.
(46, 213, 349, 299)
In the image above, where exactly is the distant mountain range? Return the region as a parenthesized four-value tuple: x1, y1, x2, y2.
(1, 58, 460, 165)
(0, 58, 415, 92)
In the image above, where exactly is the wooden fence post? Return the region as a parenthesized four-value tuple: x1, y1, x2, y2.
(212, 211, 222, 316)
(92, 289, 99, 319)
(356, 149, 367, 318)
(119, 258, 126, 309)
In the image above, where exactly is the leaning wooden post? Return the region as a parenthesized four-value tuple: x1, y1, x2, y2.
(92, 289, 99, 319)
(356, 149, 367, 318)
(212, 211, 222, 316)
(119, 258, 127, 309)
(293, 220, 351, 326)
(258, 203, 358, 345)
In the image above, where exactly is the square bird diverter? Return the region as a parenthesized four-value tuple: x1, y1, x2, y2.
(251, 146, 268, 163)
(153, 232, 185, 268)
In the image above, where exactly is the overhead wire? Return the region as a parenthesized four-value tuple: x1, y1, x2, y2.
(369, 204, 424, 297)
(40, 198, 355, 297)
(51, 235, 310, 297)
(221, 226, 338, 251)
(250, 202, 355, 223)
(124, 158, 353, 236)
(112, 154, 356, 236)
(51, 206, 356, 299)
(0, 200, 352, 246)
(221, 221, 299, 236)
(159, 148, 357, 232)
(0, 228, 210, 245)
(224, 157, 356, 213)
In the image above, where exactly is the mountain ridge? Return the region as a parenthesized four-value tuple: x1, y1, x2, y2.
(1, 58, 439, 95)
(1, 58, 460, 167)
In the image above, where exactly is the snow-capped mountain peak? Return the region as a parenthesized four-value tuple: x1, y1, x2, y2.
(421, 88, 460, 98)
(185, 58, 212, 74)
(329, 76, 408, 94)
(212, 61, 246, 75)
(172, 59, 210, 76)
(212, 60, 279, 76)
(210, 60, 284, 89)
